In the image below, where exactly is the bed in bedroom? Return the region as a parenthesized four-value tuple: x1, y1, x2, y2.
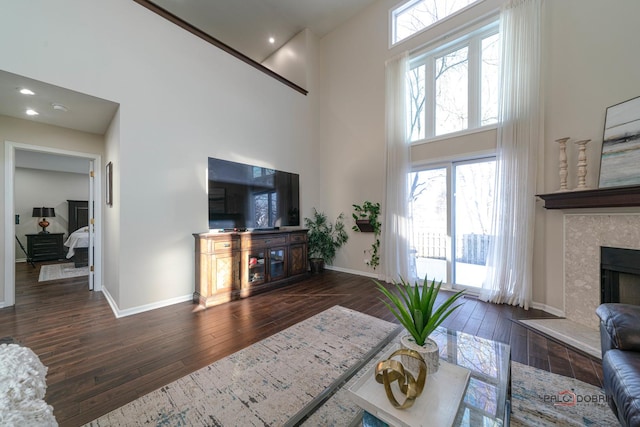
(64, 200, 89, 268)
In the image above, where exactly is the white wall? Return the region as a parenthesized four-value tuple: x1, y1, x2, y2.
(0, 0, 317, 312)
(262, 29, 311, 91)
(317, 0, 502, 276)
(318, 0, 640, 312)
(103, 109, 121, 305)
(537, 0, 640, 312)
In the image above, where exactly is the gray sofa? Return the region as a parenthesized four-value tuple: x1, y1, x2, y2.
(596, 303, 640, 427)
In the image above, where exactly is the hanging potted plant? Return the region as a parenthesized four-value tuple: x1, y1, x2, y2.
(352, 201, 381, 269)
(304, 208, 349, 273)
(375, 276, 464, 374)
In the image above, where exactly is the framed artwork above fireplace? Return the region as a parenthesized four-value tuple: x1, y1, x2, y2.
(598, 95, 640, 188)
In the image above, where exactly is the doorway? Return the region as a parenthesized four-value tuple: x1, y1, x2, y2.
(4, 141, 102, 307)
(408, 156, 496, 290)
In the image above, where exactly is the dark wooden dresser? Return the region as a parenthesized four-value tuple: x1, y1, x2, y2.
(26, 233, 65, 262)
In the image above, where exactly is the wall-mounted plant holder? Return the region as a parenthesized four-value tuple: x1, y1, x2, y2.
(355, 219, 374, 232)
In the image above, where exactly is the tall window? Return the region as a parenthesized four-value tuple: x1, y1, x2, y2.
(392, 0, 481, 45)
(407, 22, 499, 142)
(409, 157, 495, 289)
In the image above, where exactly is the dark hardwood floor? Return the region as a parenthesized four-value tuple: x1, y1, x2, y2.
(1, 261, 604, 426)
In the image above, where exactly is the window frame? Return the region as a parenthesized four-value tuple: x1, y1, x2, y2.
(407, 19, 500, 144)
(390, 0, 485, 47)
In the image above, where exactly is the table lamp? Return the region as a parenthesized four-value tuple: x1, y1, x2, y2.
(32, 207, 55, 234)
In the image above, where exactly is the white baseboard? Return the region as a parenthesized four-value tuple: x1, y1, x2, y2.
(530, 301, 565, 317)
(101, 287, 193, 318)
(324, 267, 568, 318)
(325, 265, 381, 280)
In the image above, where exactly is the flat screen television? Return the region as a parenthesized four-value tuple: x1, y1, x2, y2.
(208, 157, 300, 230)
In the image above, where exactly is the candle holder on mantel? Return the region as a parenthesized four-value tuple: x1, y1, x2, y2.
(574, 139, 591, 190)
(555, 137, 570, 192)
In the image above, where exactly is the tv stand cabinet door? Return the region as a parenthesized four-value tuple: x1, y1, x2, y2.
(289, 232, 308, 275)
(193, 234, 240, 307)
(268, 247, 287, 282)
(212, 252, 240, 292)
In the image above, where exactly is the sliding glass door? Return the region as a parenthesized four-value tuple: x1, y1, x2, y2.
(453, 158, 495, 288)
(409, 167, 448, 283)
(409, 157, 495, 290)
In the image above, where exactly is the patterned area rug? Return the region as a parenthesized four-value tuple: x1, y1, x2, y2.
(38, 263, 89, 282)
(511, 361, 618, 426)
(85, 306, 399, 426)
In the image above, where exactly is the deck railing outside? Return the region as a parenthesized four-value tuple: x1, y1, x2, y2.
(412, 232, 491, 266)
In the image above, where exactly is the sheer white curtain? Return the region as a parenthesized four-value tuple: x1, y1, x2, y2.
(480, 0, 542, 309)
(380, 52, 413, 283)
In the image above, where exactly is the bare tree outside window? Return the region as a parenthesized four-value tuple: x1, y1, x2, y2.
(405, 23, 499, 142)
(435, 46, 468, 136)
(407, 65, 426, 141)
(254, 194, 269, 228)
(481, 33, 500, 125)
(393, 0, 479, 45)
(408, 168, 448, 282)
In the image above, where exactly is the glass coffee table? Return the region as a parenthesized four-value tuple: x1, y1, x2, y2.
(360, 327, 511, 427)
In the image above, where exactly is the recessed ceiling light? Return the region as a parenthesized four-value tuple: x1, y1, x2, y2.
(26, 109, 39, 116)
(19, 88, 35, 95)
(52, 103, 68, 112)
(268, 37, 275, 44)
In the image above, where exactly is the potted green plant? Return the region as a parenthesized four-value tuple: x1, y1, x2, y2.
(304, 208, 349, 273)
(375, 276, 464, 373)
(352, 201, 381, 269)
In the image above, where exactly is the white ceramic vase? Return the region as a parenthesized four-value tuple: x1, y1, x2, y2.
(400, 334, 440, 375)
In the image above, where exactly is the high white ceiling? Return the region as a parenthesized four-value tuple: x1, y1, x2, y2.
(150, 0, 378, 62)
(3, 1, 377, 174)
(3, 1, 377, 136)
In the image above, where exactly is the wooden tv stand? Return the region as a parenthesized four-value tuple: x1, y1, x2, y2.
(193, 229, 309, 308)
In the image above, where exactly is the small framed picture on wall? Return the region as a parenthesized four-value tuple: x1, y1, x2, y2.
(106, 161, 113, 206)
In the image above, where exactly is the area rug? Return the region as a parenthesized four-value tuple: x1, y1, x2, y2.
(85, 306, 400, 426)
(38, 263, 89, 282)
(510, 361, 618, 426)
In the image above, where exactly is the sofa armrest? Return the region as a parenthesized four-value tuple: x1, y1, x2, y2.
(597, 303, 640, 352)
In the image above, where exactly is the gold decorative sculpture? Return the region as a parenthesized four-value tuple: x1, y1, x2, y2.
(375, 348, 427, 409)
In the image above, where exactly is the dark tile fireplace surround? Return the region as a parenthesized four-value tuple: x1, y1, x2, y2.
(601, 246, 640, 305)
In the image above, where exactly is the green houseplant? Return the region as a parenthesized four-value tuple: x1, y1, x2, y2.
(375, 276, 464, 373)
(352, 201, 381, 269)
(304, 208, 349, 273)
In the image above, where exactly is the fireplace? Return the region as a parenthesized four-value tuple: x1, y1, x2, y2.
(601, 246, 640, 305)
